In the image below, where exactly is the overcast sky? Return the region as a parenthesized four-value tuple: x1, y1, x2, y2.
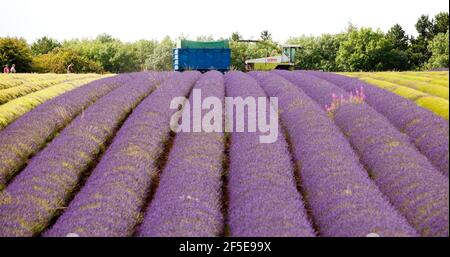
(0, 0, 448, 43)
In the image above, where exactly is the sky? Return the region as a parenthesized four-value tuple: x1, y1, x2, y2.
(0, 0, 448, 43)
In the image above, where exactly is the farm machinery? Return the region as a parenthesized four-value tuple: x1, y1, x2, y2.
(237, 40, 301, 71)
(173, 40, 231, 72)
(172, 39, 301, 72)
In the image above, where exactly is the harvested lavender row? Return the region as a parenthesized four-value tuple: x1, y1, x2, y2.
(309, 71, 449, 177)
(0, 74, 133, 190)
(44, 72, 200, 237)
(0, 73, 160, 237)
(251, 72, 417, 237)
(278, 71, 449, 237)
(224, 71, 315, 237)
(138, 71, 224, 237)
(0, 74, 100, 104)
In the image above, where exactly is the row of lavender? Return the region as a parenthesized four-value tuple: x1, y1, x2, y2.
(0, 71, 448, 236)
(140, 71, 447, 237)
(274, 71, 448, 236)
(309, 71, 449, 177)
(44, 71, 315, 237)
(47, 72, 200, 236)
(138, 71, 223, 236)
(0, 74, 131, 190)
(225, 72, 316, 236)
(0, 72, 167, 236)
(250, 72, 418, 236)
(0, 72, 172, 190)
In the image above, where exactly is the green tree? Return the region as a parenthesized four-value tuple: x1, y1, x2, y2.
(145, 36, 174, 71)
(426, 30, 449, 69)
(130, 39, 157, 71)
(231, 32, 242, 41)
(32, 48, 103, 73)
(260, 30, 272, 41)
(433, 12, 449, 35)
(31, 36, 61, 56)
(408, 13, 444, 69)
(287, 36, 321, 70)
(0, 37, 33, 72)
(386, 24, 409, 51)
(230, 41, 248, 70)
(416, 15, 434, 40)
(287, 33, 346, 71)
(336, 28, 399, 71)
(63, 34, 139, 73)
(385, 24, 411, 70)
(407, 36, 428, 70)
(96, 33, 115, 44)
(317, 34, 348, 71)
(408, 13, 450, 70)
(384, 48, 410, 71)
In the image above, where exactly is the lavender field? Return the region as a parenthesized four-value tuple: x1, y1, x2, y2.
(0, 71, 448, 237)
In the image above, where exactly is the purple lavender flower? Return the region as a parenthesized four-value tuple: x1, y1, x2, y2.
(250, 71, 418, 237)
(276, 71, 449, 237)
(44, 71, 200, 237)
(224, 71, 315, 237)
(308, 71, 449, 177)
(0, 74, 134, 190)
(138, 71, 223, 237)
(0, 72, 164, 236)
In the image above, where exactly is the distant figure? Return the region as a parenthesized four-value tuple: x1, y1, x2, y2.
(3, 64, 10, 74)
(10, 64, 16, 73)
(67, 63, 74, 73)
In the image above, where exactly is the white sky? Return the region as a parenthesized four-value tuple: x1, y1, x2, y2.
(0, 0, 448, 43)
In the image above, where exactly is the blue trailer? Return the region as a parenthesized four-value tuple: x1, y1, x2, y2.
(173, 40, 231, 72)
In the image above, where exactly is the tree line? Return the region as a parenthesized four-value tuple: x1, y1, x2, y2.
(287, 12, 449, 71)
(0, 12, 448, 73)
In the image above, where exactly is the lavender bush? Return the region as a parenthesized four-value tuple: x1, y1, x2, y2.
(0, 72, 162, 236)
(0, 74, 132, 190)
(334, 103, 449, 237)
(224, 71, 315, 237)
(309, 71, 449, 177)
(277, 71, 449, 237)
(251, 71, 417, 237)
(44, 71, 200, 237)
(138, 71, 224, 237)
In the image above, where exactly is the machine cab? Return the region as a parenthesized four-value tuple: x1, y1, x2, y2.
(282, 45, 301, 64)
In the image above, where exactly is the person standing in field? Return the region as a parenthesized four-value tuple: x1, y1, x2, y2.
(10, 64, 16, 73)
(3, 64, 10, 74)
(67, 63, 74, 74)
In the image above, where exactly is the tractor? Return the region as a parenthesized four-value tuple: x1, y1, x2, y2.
(238, 40, 301, 71)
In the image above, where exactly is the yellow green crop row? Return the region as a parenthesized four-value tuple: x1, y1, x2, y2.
(0, 74, 103, 104)
(415, 97, 449, 120)
(346, 71, 448, 82)
(408, 71, 449, 79)
(348, 72, 449, 99)
(345, 74, 449, 120)
(0, 74, 101, 90)
(0, 76, 106, 129)
(393, 74, 449, 88)
(0, 74, 68, 89)
(378, 72, 448, 88)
